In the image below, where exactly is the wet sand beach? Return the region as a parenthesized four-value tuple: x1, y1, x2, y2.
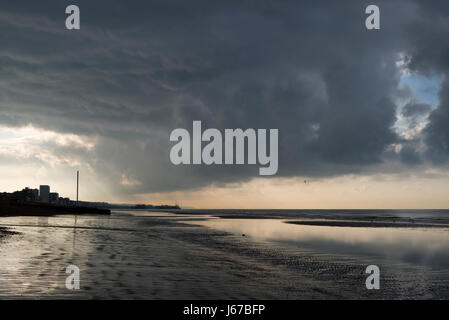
(1, 210, 449, 299)
(285, 220, 444, 228)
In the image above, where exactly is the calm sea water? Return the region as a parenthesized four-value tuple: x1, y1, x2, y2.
(0, 209, 449, 299)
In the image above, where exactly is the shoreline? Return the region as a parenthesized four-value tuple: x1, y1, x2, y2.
(0, 200, 111, 217)
(285, 220, 449, 228)
(148, 209, 449, 229)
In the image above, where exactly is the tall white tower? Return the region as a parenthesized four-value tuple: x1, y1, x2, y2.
(76, 170, 79, 206)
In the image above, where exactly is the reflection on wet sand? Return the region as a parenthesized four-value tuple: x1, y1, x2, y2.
(191, 218, 449, 268)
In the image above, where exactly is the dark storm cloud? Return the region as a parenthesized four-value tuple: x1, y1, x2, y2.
(400, 1, 449, 163)
(424, 78, 449, 162)
(0, 0, 446, 193)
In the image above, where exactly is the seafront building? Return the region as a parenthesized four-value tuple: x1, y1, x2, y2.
(0, 185, 109, 209)
(39, 185, 50, 203)
(0, 187, 40, 202)
(0, 185, 70, 206)
(49, 192, 59, 204)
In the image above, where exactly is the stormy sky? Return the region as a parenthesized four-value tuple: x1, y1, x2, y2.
(1, 0, 449, 208)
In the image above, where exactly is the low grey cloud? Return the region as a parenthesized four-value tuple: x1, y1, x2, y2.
(0, 0, 448, 196)
(402, 102, 432, 119)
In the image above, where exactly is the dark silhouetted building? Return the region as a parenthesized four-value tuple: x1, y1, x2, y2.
(39, 185, 50, 203)
(49, 192, 59, 204)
